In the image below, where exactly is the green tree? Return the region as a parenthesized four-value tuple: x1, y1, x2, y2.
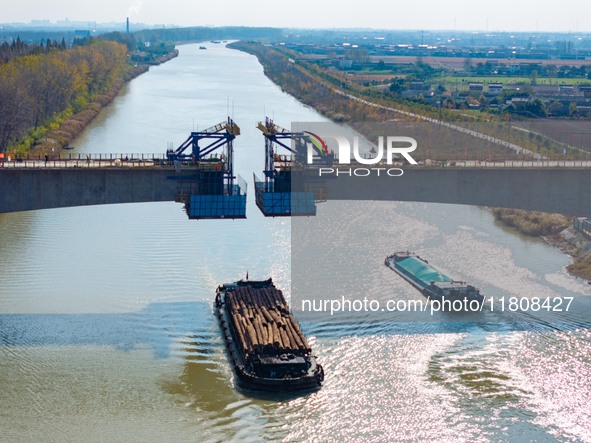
(345, 48, 369, 63)
(463, 57, 472, 73)
(0, 40, 129, 153)
(389, 78, 405, 94)
(569, 101, 578, 117)
(548, 100, 563, 115)
(530, 70, 538, 85)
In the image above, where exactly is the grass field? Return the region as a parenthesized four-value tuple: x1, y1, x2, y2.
(355, 69, 399, 74)
(512, 120, 591, 150)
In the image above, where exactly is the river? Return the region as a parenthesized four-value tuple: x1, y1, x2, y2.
(1, 43, 590, 442)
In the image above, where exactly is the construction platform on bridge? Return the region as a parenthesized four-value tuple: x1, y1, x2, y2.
(3, 113, 591, 219)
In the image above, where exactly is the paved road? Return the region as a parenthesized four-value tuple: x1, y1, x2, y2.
(335, 90, 536, 154)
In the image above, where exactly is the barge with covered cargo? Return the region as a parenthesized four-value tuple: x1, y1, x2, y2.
(385, 251, 485, 307)
(214, 278, 324, 392)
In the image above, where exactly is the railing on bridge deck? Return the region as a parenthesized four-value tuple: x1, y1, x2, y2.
(2, 153, 591, 170)
(0, 153, 226, 170)
(339, 153, 591, 169)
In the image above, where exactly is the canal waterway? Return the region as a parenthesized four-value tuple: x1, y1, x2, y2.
(1, 43, 590, 442)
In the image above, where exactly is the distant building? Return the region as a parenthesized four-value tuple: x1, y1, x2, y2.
(409, 81, 430, 91)
(559, 85, 575, 94)
(469, 82, 483, 91)
(579, 85, 591, 98)
(556, 41, 574, 55)
(488, 83, 503, 94)
(509, 62, 542, 75)
(338, 59, 353, 69)
(533, 85, 560, 97)
(74, 30, 90, 39)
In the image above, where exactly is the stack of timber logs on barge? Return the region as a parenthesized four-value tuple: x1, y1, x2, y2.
(214, 278, 324, 391)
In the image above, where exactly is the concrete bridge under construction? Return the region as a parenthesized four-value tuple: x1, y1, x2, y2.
(1, 154, 590, 216)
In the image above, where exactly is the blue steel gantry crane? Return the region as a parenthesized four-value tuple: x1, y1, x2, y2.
(166, 117, 246, 219)
(254, 117, 332, 216)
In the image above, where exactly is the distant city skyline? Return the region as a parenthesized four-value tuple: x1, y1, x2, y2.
(1, 0, 591, 33)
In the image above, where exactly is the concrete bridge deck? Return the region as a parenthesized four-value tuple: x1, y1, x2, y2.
(1, 154, 590, 215)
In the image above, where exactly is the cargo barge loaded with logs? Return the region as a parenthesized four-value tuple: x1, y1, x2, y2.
(385, 252, 485, 307)
(214, 278, 324, 392)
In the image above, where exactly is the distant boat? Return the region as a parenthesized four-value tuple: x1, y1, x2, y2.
(63, 144, 75, 150)
(210, 40, 221, 44)
(199, 46, 207, 50)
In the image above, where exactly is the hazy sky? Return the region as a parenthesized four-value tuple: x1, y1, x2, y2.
(2, 0, 591, 32)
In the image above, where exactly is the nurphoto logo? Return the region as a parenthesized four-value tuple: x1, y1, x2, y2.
(306, 133, 419, 177)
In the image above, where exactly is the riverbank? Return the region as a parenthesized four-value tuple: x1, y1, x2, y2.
(491, 208, 591, 280)
(230, 41, 585, 160)
(548, 228, 591, 281)
(228, 41, 400, 123)
(233, 40, 591, 281)
(34, 49, 179, 155)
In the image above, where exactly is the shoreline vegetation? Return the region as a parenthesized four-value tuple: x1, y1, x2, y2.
(490, 208, 570, 237)
(0, 35, 178, 157)
(34, 50, 178, 154)
(1, 28, 280, 158)
(230, 40, 591, 281)
(491, 208, 591, 280)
